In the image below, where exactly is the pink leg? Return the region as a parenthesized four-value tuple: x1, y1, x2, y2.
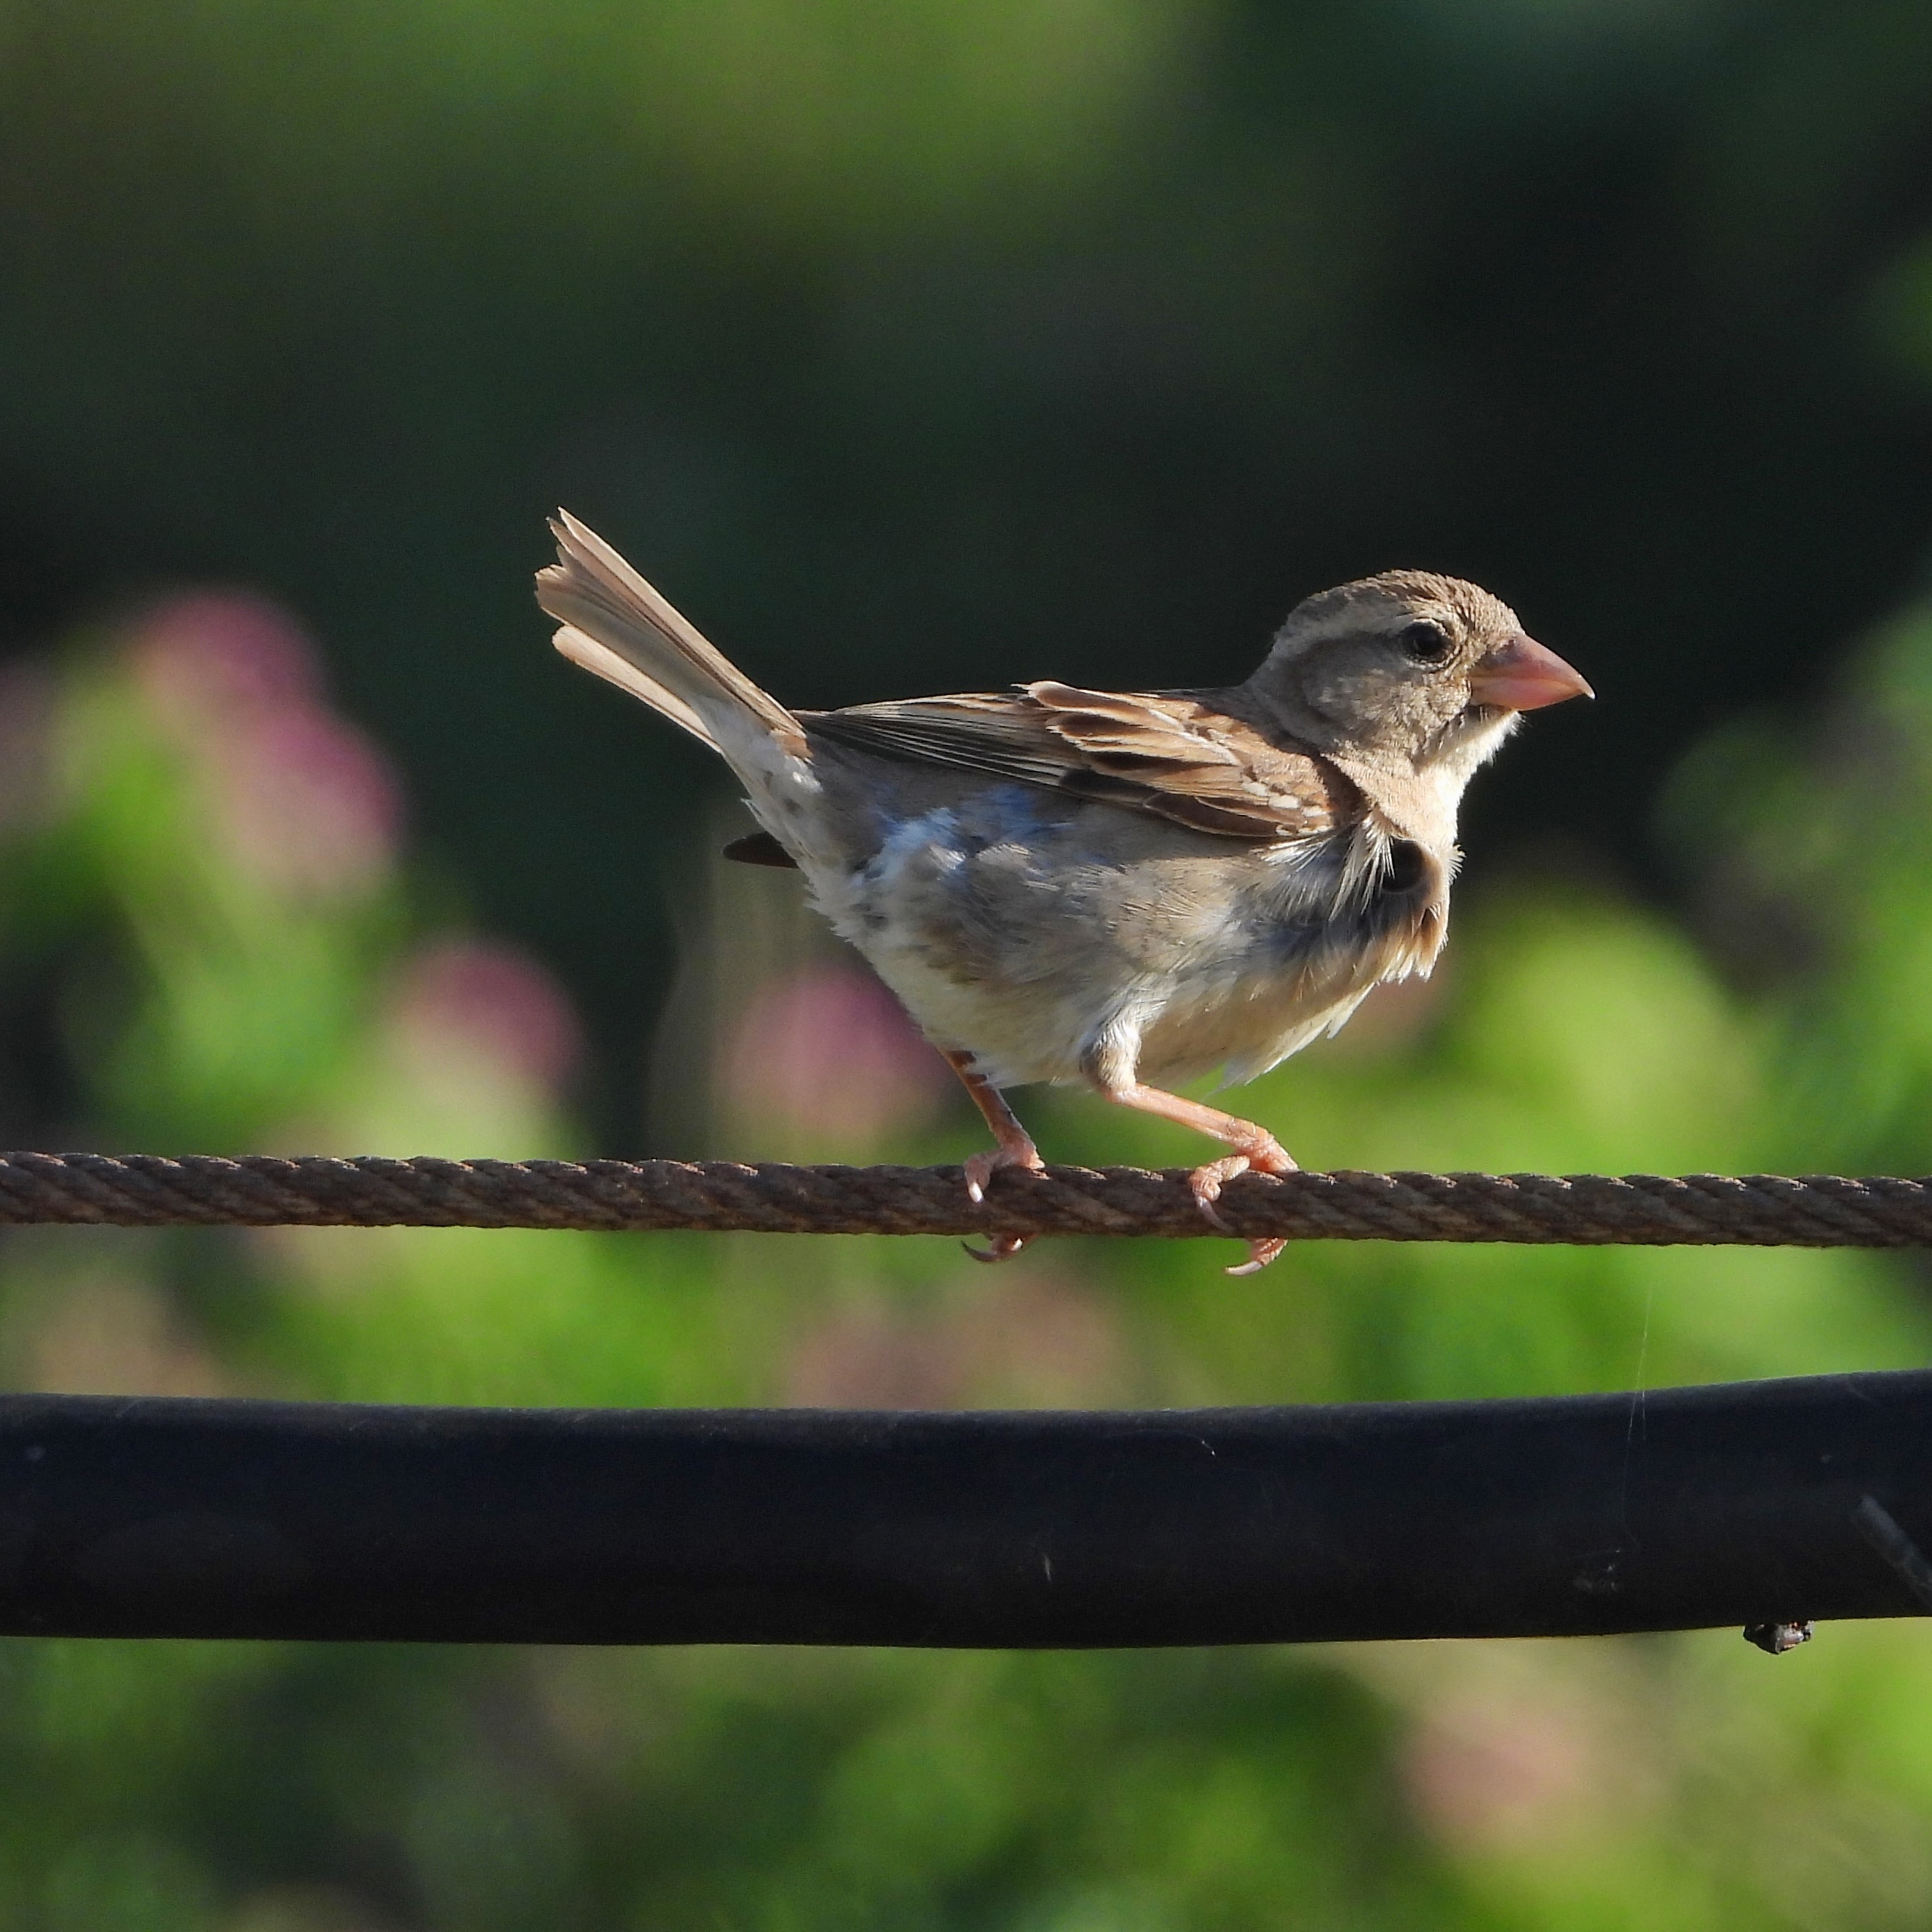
(944, 1051, 1044, 1263)
(1098, 1082, 1296, 1275)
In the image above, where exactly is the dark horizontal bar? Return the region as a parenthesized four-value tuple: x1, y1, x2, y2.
(0, 1374, 1925, 1646)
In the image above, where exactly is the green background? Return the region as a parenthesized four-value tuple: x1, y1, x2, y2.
(1, 0, 1931, 1925)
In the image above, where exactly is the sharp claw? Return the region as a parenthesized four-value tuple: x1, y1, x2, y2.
(1225, 1238, 1288, 1277)
(1188, 1149, 1295, 1272)
(1187, 1154, 1251, 1232)
(962, 1146, 1042, 1262)
(962, 1235, 1029, 1264)
(963, 1149, 1039, 1202)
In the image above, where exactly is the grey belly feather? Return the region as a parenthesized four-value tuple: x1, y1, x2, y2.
(792, 772, 1442, 1093)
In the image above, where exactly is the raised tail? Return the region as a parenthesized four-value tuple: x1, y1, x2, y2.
(535, 511, 807, 764)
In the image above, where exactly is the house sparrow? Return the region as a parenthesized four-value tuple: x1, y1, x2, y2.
(537, 513, 1590, 1272)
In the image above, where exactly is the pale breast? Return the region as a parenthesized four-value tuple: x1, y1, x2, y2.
(801, 775, 1447, 1093)
(1124, 827, 1447, 1087)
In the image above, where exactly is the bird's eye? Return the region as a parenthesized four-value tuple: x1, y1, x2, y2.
(1397, 621, 1452, 665)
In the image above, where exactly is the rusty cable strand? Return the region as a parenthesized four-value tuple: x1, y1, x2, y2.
(0, 1153, 1924, 1244)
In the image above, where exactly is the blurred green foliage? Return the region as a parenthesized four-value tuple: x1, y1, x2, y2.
(0, 498, 1925, 1928)
(1, 0, 1932, 1925)
(4, 0, 1932, 1144)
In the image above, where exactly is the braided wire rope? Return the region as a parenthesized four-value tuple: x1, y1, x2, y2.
(0, 1152, 1927, 1245)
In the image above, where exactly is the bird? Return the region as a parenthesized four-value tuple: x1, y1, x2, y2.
(536, 511, 1591, 1272)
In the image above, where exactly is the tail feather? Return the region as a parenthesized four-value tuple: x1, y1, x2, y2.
(550, 623, 720, 752)
(535, 511, 804, 757)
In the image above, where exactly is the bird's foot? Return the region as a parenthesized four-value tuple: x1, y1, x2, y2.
(1188, 1136, 1296, 1276)
(964, 1140, 1046, 1204)
(962, 1139, 1047, 1264)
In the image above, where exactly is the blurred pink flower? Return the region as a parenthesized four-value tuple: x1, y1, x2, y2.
(388, 939, 583, 1094)
(126, 591, 402, 895)
(1402, 1693, 1605, 1855)
(212, 705, 402, 896)
(786, 1274, 1125, 1410)
(17, 1274, 231, 1399)
(129, 591, 323, 728)
(721, 963, 949, 1145)
(786, 1303, 965, 1410)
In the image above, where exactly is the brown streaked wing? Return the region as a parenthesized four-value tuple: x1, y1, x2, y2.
(803, 684, 1358, 842)
(804, 692, 1076, 790)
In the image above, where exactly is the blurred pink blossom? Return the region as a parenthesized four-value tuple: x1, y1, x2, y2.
(786, 1303, 965, 1410)
(17, 1274, 231, 1399)
(721, 963, 949, 1145)
(1401, 1693, 1606, 1855)
(127, 592, 402, 895)
(213, 706, 402, 896)
(387, 939, 583, 1095)
(129, 592, 323, 728)
(786, 1274, 1125, 1410)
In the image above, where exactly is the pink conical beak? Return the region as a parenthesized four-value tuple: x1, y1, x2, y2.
(1468, 634, 1593, 712)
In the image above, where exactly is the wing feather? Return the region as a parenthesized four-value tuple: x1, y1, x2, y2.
(805, 682, 1357, 842)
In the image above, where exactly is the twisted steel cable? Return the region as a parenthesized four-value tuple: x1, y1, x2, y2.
(0, 1152, 1927, 1245)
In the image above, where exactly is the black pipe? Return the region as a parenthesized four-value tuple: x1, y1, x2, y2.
(0, 1373, 1926, 1646)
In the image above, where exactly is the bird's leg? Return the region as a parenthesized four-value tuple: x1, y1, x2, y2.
(943, 1050, 1045, 1263)
(1096, 1081, 1296, 1276)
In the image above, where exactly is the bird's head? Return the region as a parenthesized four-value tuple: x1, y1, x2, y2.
(1248, 571, 1591, 787)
